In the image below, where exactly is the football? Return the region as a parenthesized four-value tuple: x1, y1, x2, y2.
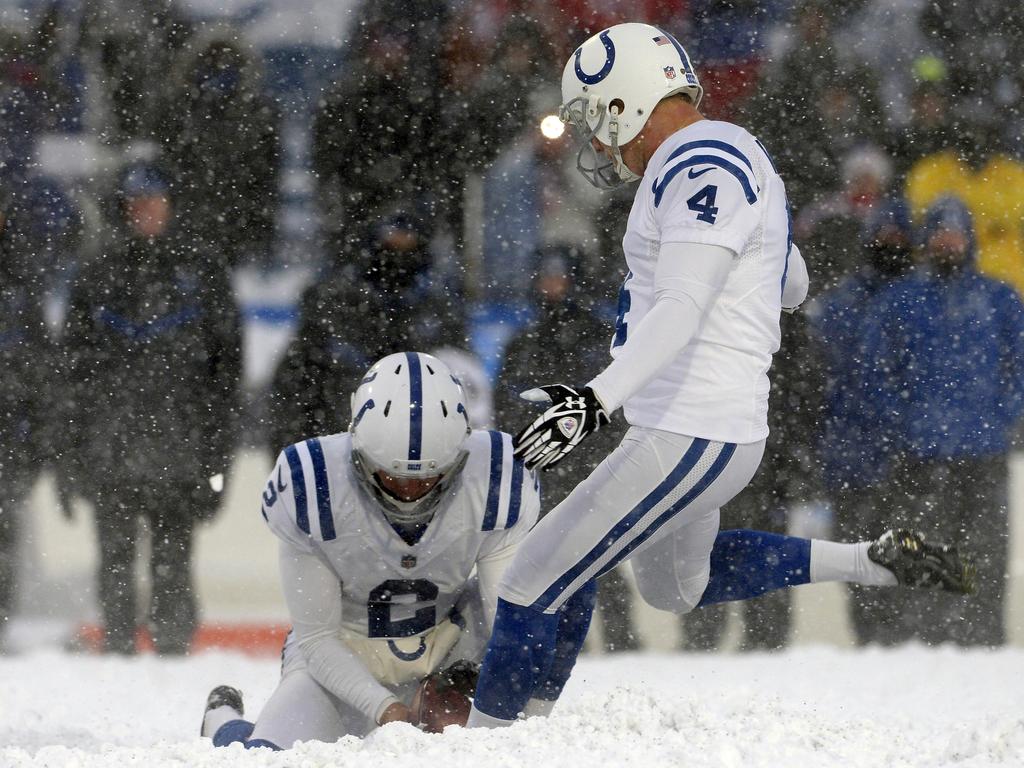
(412, 676, 472, 733)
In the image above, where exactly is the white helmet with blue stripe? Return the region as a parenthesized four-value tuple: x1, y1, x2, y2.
(560, 22, 703, 188)
(349, 351, 472, 523)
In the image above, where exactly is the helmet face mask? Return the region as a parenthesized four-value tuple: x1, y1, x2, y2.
(351, 445, 469, 524)
(560, 94, 639, 189)
(349, 352, 472, 526)
(559, 23, 703, 189)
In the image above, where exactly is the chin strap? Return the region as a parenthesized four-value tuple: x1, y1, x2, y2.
(607, 105, 641, 183)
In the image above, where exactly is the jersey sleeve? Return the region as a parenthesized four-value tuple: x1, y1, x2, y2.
(474, 431, 541, 539)
(652, 140, 762, 253)
(478, 458, 539, 558)
(260, 449, 316, 555)
(475, 461, 539, 628)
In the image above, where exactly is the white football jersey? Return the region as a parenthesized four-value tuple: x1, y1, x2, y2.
(612, 119, 793, 443)
(261, 429, 539, 639)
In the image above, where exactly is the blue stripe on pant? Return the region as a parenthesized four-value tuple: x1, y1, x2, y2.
(532, 439, 736, 612)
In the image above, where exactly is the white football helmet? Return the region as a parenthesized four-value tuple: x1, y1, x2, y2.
(560, 22, 703, 188)
(349, 351, 472, 524)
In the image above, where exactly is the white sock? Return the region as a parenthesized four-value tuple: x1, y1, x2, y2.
(523, 698, 556, 718)
(202, 704, 243, 738)
(810, 540, 898, 586)
(466, 703, 515, 728)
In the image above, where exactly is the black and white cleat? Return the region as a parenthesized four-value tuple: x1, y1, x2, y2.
(869, 528, 977, 595)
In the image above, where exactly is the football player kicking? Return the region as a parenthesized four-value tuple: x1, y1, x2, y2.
(467, 23, 975, 728)
(201, 352, 544, 748)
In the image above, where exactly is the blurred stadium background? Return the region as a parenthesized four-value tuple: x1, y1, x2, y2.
(2, 0, 1023, 654)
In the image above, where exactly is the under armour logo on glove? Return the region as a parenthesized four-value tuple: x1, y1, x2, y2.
(513, 384, 611, 470)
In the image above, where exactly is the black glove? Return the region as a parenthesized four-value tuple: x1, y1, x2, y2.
(513, 384, 610, 471)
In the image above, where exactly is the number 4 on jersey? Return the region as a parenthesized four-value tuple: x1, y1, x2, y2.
(687, 184, 719, 224)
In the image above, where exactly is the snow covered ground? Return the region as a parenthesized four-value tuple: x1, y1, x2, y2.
(2, 646, 1022, 768)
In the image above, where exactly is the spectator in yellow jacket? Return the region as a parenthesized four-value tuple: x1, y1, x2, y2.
(905, 114, 1024, 296)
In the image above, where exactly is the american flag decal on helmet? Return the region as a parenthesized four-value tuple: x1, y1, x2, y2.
(652, 35, 672, 46)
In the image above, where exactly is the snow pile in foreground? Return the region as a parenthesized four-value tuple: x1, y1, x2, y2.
(2, 646, 1022, 767)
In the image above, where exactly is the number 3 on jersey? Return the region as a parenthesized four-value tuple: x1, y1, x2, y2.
(687, 184, 719, 224)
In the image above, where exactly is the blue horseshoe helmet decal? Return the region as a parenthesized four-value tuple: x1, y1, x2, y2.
(574, 30, 616, 85)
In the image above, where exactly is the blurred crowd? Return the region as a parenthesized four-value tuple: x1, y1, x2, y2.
(1, 0, 1022, 655)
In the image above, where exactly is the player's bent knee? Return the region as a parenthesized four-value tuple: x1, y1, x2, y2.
(637, 588, 701, 615)
(674, 591, 702, 616)
(636, 573, 708, 615)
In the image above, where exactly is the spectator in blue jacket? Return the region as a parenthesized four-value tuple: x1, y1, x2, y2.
(63, 165, 242, 654)
(807, 199, 914, 645)
(861, 196, 1024, 646)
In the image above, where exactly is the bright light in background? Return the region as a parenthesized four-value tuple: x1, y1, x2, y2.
(540, 114, 565, 139)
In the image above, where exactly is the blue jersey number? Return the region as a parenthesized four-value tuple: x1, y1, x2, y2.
(262, 466, 288, 507)
(613, 271, 633, 348)
(367, 579, 439, 638)
(687, 184, 719, 224)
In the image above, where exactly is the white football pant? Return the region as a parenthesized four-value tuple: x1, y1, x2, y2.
(499, 427, 765, 614)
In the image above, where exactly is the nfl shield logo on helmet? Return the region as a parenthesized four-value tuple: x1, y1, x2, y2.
(663, 65, 676, 79)
(557, 416, 579, 438)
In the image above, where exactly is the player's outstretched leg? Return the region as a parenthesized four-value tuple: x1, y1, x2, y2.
(692, 527, 975, 610)
(201, 685, 282, 750)
(695, 530, 813, 606)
